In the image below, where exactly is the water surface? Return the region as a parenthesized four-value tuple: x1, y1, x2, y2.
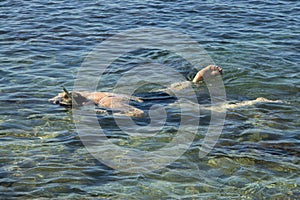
(0, 0, 299, 199)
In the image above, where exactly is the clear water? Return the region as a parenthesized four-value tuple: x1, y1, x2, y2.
(0, 0, 299, 199)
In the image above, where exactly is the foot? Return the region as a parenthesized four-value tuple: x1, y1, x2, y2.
(192, 65, 223, 83)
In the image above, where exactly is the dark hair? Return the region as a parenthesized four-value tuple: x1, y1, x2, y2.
(70, 92, 89, 106)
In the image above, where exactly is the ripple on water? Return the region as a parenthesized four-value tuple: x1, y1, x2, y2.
(0, 0, 299, 199)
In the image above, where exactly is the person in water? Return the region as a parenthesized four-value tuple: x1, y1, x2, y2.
(49, 65, 223, 117)
(50, 65, 280, 116)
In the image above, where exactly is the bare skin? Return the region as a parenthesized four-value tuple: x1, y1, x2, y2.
(49, 91, 145, 117)
(164, 65, 223, 93)
(50, 65, 281, 116)
(50, 65, 223, 117)
(192, 65, 223, 83)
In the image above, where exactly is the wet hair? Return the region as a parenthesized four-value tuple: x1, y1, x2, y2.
(59, 92, 89, 107)
(70, 92, 89, 106)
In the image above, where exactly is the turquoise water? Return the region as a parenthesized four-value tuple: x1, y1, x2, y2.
(0, 0, 299, 199)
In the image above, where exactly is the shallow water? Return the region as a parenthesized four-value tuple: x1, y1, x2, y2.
(0, 0, 299, 199)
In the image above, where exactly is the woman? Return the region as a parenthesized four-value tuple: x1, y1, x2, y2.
(49, 65, 223, 117)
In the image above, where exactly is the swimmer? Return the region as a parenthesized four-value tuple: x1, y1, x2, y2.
(50, 65, 281, 116)
(50, 65, 223, 117)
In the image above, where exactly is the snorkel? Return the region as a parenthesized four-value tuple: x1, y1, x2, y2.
(62, 86, 78, 107)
